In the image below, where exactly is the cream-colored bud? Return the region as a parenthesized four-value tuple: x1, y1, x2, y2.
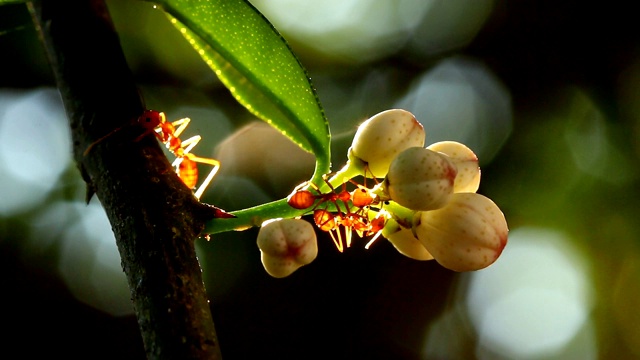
(257, 218, 318, 278)
(383, 147, 457, 211)
(414, 193, 508, 272)
(384, 219, 434, 261)
(427, 141, 480, 193)
(348, 109, 425, 178)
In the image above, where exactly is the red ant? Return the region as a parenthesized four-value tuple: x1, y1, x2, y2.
(287, 179, 351, 251)
(85, 110, 221, 202)
(136, 110, 220, 200)
(287, 177, 375, 211)
(287, 180, 349, 211)
(286, 176, 383, 252)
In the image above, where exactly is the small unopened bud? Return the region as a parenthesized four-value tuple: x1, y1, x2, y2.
(413, 193, 508, 272)
(348, 109, 425, 178)
(257, 219, 318, 278)
(427, 141, 480, 193)
(383, 219, 434, 261)
(382, 147, 457, 211)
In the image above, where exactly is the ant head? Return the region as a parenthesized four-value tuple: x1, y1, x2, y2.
(137, 110, 164, 129)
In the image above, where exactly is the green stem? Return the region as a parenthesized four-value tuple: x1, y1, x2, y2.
(383, 201, 418, 229)
(204, 161, 363, 234)
(324, 160, 363, 191)
(204, 198, 303, 234)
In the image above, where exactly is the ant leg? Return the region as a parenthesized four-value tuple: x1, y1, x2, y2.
(329, 230, 344, 253)
(295, 180, 322, 195)
(364, 231, 383, 249)
(169, 117, 191, 138)
(362, 165, 381, 185)
(314, 209, 344, 252)
(290, 180, 311, 194)
(178, 135, 201, 154)
(170, 135, 202, 167)
(83, 126, 125, 156)
(364, 214, 386, 249)
(169, 133, 219, 199)
(344, 224, 353, 249)
(155, 116, 191, 146)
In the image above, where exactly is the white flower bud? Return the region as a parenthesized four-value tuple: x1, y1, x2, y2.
(384, 219, 434, 261)
(257, 219, 318, 278)
(414, 193, 508, 272)
(427, 141, 480, 193)
(348, 109, 425, 178)
(383, 147, 457, 211)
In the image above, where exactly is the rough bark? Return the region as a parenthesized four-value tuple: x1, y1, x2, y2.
(29, 1, 223, 358)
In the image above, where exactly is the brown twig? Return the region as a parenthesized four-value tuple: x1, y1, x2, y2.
(28, 0, 223, 358)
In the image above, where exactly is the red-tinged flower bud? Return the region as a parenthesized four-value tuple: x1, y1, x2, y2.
(257, 218, 318, 278)
(382, 147, 457, 211)
(427, 141, 480, 193)
(413, 193, 508, 272)
(348, 109, 425, 178)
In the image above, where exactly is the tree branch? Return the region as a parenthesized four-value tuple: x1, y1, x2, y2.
(28, 0, 223, 358)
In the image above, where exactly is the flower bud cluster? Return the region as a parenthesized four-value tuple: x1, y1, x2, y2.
(259, 109, 507, 277)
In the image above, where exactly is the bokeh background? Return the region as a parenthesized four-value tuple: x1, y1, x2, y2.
(1, 0, 639, 359)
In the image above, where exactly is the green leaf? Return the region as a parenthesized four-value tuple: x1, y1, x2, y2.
(155, 0, 331, 182)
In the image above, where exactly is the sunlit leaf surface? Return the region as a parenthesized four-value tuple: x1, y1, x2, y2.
(156, 0, 331, 179)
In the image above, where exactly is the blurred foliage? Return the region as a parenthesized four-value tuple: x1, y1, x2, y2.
(1, 0, 639, 359)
